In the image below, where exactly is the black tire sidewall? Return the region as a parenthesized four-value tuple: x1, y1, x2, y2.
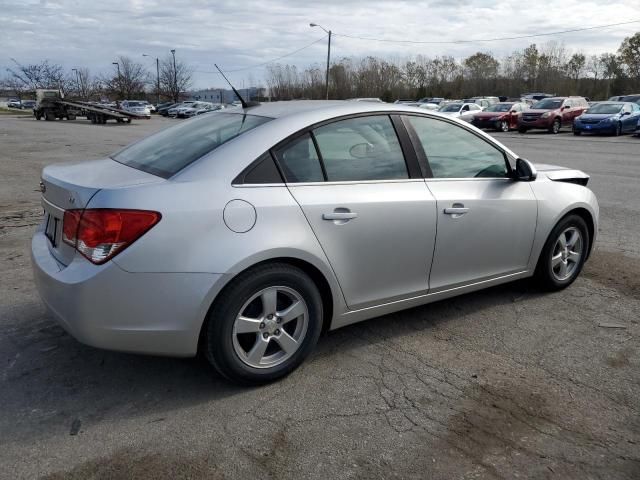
(536, 214, 590, 290)
(205, 264, 323, 384)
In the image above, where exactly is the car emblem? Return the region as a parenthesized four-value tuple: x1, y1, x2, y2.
(39, 181, 46, 193)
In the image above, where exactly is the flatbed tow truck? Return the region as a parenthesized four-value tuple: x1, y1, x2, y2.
(33, 89, 145, 124)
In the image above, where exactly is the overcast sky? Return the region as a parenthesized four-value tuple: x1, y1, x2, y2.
(2, 0, 639, 89)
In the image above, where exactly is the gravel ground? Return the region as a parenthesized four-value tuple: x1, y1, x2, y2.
(1, 114, 638, 480)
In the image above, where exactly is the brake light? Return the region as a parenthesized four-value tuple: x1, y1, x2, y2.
(62, 209, 161, 264)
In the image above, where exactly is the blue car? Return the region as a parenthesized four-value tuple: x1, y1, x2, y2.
(573, 101, 640, 136)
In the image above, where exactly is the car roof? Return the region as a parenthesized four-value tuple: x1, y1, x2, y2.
(239, 100, 444, 119)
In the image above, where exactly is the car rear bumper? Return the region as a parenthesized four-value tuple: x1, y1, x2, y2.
(31, 228, 223, 357)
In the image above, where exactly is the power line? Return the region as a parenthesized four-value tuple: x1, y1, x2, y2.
(332, 19, 640, 45)
(195, 35, 328, 74)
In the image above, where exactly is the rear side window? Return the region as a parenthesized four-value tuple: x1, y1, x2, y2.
(273, 133, 324, 183)
(112, 113, 271, 178)
(313, 116, 408, 181)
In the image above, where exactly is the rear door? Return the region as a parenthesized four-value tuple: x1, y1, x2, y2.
(403, 115, 537, 291)
(275, 115, 437, 310)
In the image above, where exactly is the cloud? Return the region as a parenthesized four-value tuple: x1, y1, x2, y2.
(1, 0, 639, 89)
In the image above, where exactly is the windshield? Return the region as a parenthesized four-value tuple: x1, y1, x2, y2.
(112, 113, 272, 178)
(486, 104, 513, 112)
(587, 103, 623, 114)
(532, 99, 563, 110)
(127, 101, 145, 107)
(440, 103, 462, 112)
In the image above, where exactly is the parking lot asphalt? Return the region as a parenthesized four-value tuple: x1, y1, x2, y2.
(1, 114, 638, 480)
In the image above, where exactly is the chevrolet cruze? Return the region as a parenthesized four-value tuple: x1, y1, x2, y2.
(32, 101, 599, 384)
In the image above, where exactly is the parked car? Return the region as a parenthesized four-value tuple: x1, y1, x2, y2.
(158, 103, 180, 116)
(518, 96, 589, 134)
(31, 101, 598, 384)
(463, 97, 499, 109)
(608, 95, 626, 101)
(620, 94, 640, 105)
(21, 100, 36, 110)
(573, 101, 640, 136)
(121, 100, 151, 118)
(346, 98, 385, 103)
(183, 103, 224, 118)
(471, 102, 529, 132)
(167, 101, 197, 118)
(438, 102, 483, 121)
(7, 98, 22, 109)
(418, 97, 445, 106)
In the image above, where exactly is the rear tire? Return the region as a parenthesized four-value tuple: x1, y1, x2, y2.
(518, 126, 528, 134)
(44, 110, 55, 121)
(203, 263, 323, 385)
(535, 214, 589, 291)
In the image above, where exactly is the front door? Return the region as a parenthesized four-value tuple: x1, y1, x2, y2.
(273, 115, 437, 309)
(403, 115, 538, 291)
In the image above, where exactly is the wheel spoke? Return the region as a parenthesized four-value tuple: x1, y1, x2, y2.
(567, 250, 581, 264)
(246, 337, 269, 365)
(558, 260, 569, 278)
(558, 234, 567, 249)
(551, 252, 563, 267)
(278, 300, 306, 324)
(275, 331, 299, 355)
(235, 316, 262, 334)
(566, 230, 579, 249)
(261, 289, 278, 316)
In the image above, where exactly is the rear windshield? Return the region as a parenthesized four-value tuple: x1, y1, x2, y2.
(112, 113, 272, 178)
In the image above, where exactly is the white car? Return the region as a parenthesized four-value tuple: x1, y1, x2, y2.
(167, 101, 197, 118)
(438, 102, 483, 122)
(184, 104, 225, 118)
(121, 100, 151, 118)
(178, 102, 214, 118)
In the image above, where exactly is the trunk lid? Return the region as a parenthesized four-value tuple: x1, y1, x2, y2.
(40, 158, 163, 266)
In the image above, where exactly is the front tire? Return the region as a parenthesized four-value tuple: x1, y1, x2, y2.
(518, 126, 528, 134)
(203, 263, 323, 384)
(536, 214, 589, 291)
(549, 118, 561, 134)
(499, 120, 509, 132)
(614, 122, 622, 136)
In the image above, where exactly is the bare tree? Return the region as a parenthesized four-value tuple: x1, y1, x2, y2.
(159, 55, 193, 103)
(4, 59, 70, 94)
(101, 56, 149, 100)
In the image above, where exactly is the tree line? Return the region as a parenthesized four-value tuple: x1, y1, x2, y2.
(2, 55, 193, 103)
(266, 32, 640, 101)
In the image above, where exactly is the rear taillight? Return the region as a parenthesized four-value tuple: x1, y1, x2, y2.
(62, 209, 161, 264)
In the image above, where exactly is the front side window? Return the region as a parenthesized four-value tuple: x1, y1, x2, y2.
(406, 116, 508, 179)
(312, 116, 408, 181)
(112, 113, 271, 178)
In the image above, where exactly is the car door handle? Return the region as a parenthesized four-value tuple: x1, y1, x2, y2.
(322, 212, 358, 221)
(443, 204, 469, 217)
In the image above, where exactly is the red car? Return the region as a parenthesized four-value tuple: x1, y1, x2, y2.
(471, 102, 529, 132)
(518, 96, 589, 134)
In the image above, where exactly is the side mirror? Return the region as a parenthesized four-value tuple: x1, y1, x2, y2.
(514, 158, 537, 182)
(621, 111, 630, 116)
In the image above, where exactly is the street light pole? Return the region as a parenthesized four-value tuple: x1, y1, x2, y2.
(170, 49, 177, 103)
(143, 54, 161, 105)
(112, 61, 122, 99)
(310, 23, 331, 100)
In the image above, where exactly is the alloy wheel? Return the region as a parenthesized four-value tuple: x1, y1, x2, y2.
(232, 286, 309, 369)
(551, 227, 583, 281)
(500, 120, 509, 132)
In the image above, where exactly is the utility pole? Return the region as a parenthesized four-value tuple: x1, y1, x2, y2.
(310, 23, 331, 100)
(71, 68, 81, 99)
(143, 54, 161, 105)
(171, 49, 177, 102)
(112, 61, 122, 99)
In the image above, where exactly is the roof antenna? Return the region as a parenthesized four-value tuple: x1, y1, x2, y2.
(214, 64, 260, 108)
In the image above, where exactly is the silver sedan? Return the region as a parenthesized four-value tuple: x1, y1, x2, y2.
(32, 101, 598, 384)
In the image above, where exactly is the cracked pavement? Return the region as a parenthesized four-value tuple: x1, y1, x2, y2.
(0, 115, 638, 479)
